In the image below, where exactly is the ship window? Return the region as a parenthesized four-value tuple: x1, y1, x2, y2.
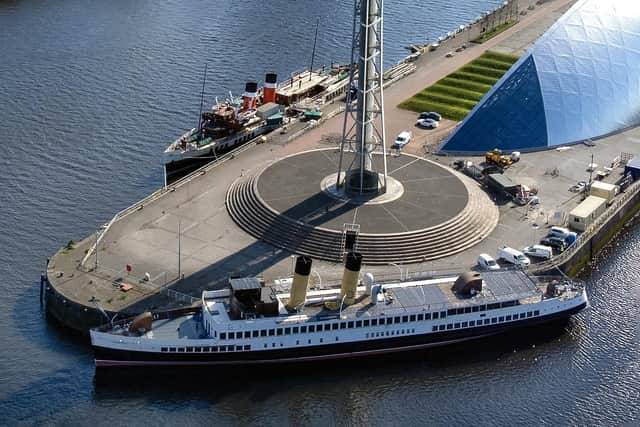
(284, 328, 291, 335)
(260, 330, 267, 337)
(308, 339, 311, 344)
(499, 317, 504, 322)
(527, 312, 533, 318)
(457, 308, 464, 315)
(484, 319, 490, 325)
(432, 326, 438, 332)
(277, 329, 283, 336)
(425, 313, 431, 320)
(386, 331, 390, 336)
(534, 310, 539, 316)
(439, 325, 445, 331)
(264, 343, 268, 348)
(433, 312, 439, 319)
(269, 329, 275, 336)
(320, 338, 323, 343)
(212, 346, 218, 352)
(161, 347, 168, 352)
(469, 321, 475, 327)
(454, 323, 460, 328)
(446, 324, 453, 330)
(332, 323, 339, 330)
(244, 345, 250, 351)
(461, 322, 468, 327)
(363, 319, 370, 327)
(472, 306, 479, 312)
(301, 326, 307, 333)
(348, 321, 355, 328)
(447, 309, 456, 316)
(410, 315, 416, 322)
(309, 325, 315, 332)
(506, 315, 512, 321)
(340, 322, 346, 329)
(228, 332, 235, 339)
(244, 331, 250, 339)
(479, 305, 486, 311)
(335, 336, 339, 341)
(371, 319, 378, 326)
(355, 321, 362, 328)
(272, 343, 276, 348)
(402, 316, 408, 323)
(293, 327, 299, 334)
(253, 330, 259, 337)
(220, 333, 226, 340)
(169, 347, 176, 352)
(520, 313, 526, 319)
(491, 318, 497, 324)
(488, 303, 500, 310)
(202, 346, 209, 352)
(502, 301, 516, 308)
(391, 330, 395, 336)
(440, 311, 447, 318)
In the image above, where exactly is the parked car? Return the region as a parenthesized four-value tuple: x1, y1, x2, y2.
(393, 131, 412, 148)
(548, 226, 572, 239)
(477, 253, 500, 270)
(522, 245, 553, 260)
(416, 118, 439, 129)
(419, 111, 442, 121)
(497, 246, 530, 267)
(564, 232, 577, 247)
(540, 236, 567, 252)
(569, 181, 588, 193)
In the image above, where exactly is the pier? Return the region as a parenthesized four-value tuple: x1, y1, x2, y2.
(45, 0, 640, 332)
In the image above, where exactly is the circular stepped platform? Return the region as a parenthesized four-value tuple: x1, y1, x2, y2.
(226, 149, 499, 265)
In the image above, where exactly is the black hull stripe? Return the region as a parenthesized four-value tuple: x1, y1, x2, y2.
(94, 302, 586, 367)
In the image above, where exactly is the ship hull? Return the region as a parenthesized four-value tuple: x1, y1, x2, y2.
(94, 301, 586, 367)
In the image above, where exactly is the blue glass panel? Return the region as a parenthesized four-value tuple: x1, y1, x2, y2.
(441, 55, 548, 153)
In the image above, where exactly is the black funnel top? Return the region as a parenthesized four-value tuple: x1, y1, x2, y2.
(245, 82, 258, 93)
(344, 252, 363, 272)
(294, 256, 312, 276)
(265, 73, 278, 84)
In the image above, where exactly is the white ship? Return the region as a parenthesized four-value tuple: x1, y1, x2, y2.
(90, 254, 588, 367)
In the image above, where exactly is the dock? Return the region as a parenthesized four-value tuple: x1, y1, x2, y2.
(44, 0, 640, 332)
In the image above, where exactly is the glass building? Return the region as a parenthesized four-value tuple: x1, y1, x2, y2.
(440, 0, 640, 153)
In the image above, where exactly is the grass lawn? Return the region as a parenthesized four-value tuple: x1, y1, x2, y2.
(398, 50, 519, 121)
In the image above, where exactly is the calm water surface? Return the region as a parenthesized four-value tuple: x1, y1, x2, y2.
(1, 0, 639, 425)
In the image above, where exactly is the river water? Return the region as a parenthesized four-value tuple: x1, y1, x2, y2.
(1, 0, 639, 425)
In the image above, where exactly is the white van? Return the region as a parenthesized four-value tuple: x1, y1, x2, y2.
(497, 246, 530, 267)
(523, 245, 553, 260)
(477, 253, 500, 270)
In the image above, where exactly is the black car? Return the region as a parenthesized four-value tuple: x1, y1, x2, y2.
(540, 237, 567, 253)
(418, 111, 441, 121)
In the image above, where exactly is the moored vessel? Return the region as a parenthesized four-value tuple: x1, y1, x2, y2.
(91, 254, 588, 367)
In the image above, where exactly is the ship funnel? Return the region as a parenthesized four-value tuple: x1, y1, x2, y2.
(242, 81, 258, 110)
(263, 73, 278, 104)
(286, 256, 313, 311)
(340, 252, 362, 305)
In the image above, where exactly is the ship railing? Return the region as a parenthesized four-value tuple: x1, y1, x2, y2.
(530, 178, 640, 274)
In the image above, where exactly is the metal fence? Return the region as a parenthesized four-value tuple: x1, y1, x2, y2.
(530, 178, 640, 273)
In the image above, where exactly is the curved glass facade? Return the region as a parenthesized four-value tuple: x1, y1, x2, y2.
(441, 0, 640, 153)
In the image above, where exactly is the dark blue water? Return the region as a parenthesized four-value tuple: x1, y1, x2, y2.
(1, 0, 639, 425)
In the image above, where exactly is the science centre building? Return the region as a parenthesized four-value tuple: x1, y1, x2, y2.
(440, 0, 640, 153)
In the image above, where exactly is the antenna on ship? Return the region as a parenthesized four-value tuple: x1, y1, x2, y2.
(197, 63, 208, 133)
(309, 18, 320, 81)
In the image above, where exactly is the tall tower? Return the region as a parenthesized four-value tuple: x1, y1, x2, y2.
(337, 0, 388, 195)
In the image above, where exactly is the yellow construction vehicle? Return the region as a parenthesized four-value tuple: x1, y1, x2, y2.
(485, 148, 513, 168)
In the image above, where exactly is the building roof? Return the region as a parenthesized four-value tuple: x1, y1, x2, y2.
(569, 195, 607, 218)
(441, 0, 640, 153)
